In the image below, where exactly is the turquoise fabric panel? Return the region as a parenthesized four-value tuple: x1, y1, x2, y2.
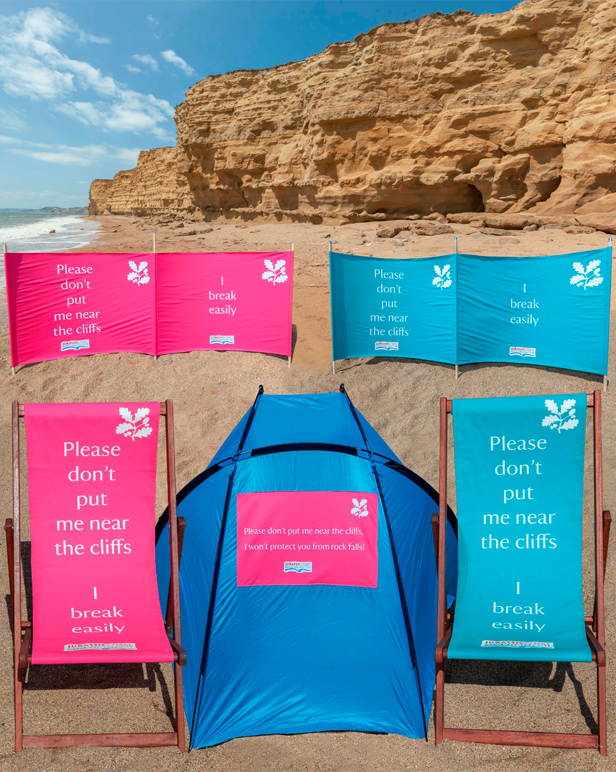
(457, 249, 611, 375)
(330, 251, 457, 364)
(448, 394, 591, 662)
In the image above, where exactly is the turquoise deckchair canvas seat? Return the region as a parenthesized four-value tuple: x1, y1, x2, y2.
(434, 392, 610, 755)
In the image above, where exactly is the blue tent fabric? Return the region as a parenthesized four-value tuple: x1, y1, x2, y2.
(155, 390, 458, 748)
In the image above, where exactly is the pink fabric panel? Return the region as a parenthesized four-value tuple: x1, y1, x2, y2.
(156, 252, 293, 357)
(25, 402, 173, 664)
(236, 491, 379, 587)
(5, 253, 156, 367)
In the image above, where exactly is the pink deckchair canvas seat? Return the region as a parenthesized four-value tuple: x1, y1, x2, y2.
(8, 400, 186, 752)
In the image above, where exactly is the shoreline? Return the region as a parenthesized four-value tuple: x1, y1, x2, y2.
(70, 214, 614, 373)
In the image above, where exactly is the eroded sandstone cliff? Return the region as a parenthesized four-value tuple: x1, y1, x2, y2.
(89, 0, 616, 226)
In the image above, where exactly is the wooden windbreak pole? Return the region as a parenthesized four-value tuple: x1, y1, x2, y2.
(153, 233, 158, 361)
(288, 242, 294, 368)
(12, 401, 22, 751)
(606, 239, 612, 392)
(330, 241, 336, 375)
(5, 244, 14, 376)
(454, 237, 458, 380)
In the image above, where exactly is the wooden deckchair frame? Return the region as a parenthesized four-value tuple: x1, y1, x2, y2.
(434, 390, 610, 755)
(6, 400, 186, 752)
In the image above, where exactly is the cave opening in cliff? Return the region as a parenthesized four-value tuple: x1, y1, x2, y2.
(370, 181, 484, 218)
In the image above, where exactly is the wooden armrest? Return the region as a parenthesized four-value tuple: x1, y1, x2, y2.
(168, 636, 186, 667)
(19, 627, 32, 674)
(586, 626, 605, 666)
(436, 626, 453, 664)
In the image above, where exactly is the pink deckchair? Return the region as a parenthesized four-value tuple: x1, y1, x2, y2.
(6, 400, 186, 751)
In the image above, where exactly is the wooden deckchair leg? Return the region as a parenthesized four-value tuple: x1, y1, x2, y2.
(165, 516, 186, 750)
(435, 397, 449, 746)
(435, 661, 444, 745)
(165, 400, 185, 752)
(5, 519, 14, 626)
(173, 652, 185, 751)
(592, 511, 611, 634)
(15, 663, 22, 753)
(597, 656, 607, 756)
(596, 508, 610, 756)
(165, 517, 185, 635)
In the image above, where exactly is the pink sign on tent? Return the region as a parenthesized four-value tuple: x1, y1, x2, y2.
(156, 251, 294, 357)
(24, 402, 173, 664)
(5, 251, 294, 367)
(5, 253, 156, 367)
(236, 491, 379, 587)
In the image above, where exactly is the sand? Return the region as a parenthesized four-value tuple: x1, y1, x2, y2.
(0, 215, 613, 771)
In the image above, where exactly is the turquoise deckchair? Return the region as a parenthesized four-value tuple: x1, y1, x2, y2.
(434, 391, 610, 755)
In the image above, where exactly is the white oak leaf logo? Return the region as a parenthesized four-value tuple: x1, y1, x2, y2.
(351, 498, 369, 517)
(262, 259, 288, 284)
(541, 398, 579, 433)
(432, 264, 452, 290)
(128, 260, 150, 285)
(116, 406, 152, 440)
(570, 260, 602, 290)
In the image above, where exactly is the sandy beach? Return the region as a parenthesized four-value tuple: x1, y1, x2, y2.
(0, 215, 613, 771)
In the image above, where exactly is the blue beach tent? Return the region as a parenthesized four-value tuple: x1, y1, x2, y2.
(155, 387, 458, 749)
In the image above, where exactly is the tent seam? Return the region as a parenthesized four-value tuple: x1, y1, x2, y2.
(188, 387, 263, 749)
(341, 388, 429, 740)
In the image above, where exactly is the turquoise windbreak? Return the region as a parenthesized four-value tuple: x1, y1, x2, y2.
(448, 394, 591, 662)
(330, 247, 611, 375)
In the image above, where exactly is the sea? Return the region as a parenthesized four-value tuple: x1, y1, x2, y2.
(0, 212, 101, 294)
(0, 212, 101, 254)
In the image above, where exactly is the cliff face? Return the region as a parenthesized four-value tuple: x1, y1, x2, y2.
(89, 0, 616, 225)
(89, 147, 192, 216)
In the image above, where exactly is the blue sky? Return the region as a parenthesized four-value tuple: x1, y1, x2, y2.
(0, 0, 517, 209)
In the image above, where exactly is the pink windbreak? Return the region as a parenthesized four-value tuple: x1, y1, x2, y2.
(5, 251, 294, 366)
(5, 253, 156, 366)
(236, 491, 379, 587)
(24, 403, 173, 664)
(156, 251, 293, 356)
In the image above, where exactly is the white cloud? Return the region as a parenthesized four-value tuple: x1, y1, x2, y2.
(12, 147, 105, 166)
(161, 49, 195, 76)
(132, 54, 158, 71)
(58, 92, 173, 140)
(0, 109, 26, 132)
(126, 64, 141, 73)
(147, 14, 161, 39)
(2, 135, 143, 167)
(0, 7, 174, 138)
